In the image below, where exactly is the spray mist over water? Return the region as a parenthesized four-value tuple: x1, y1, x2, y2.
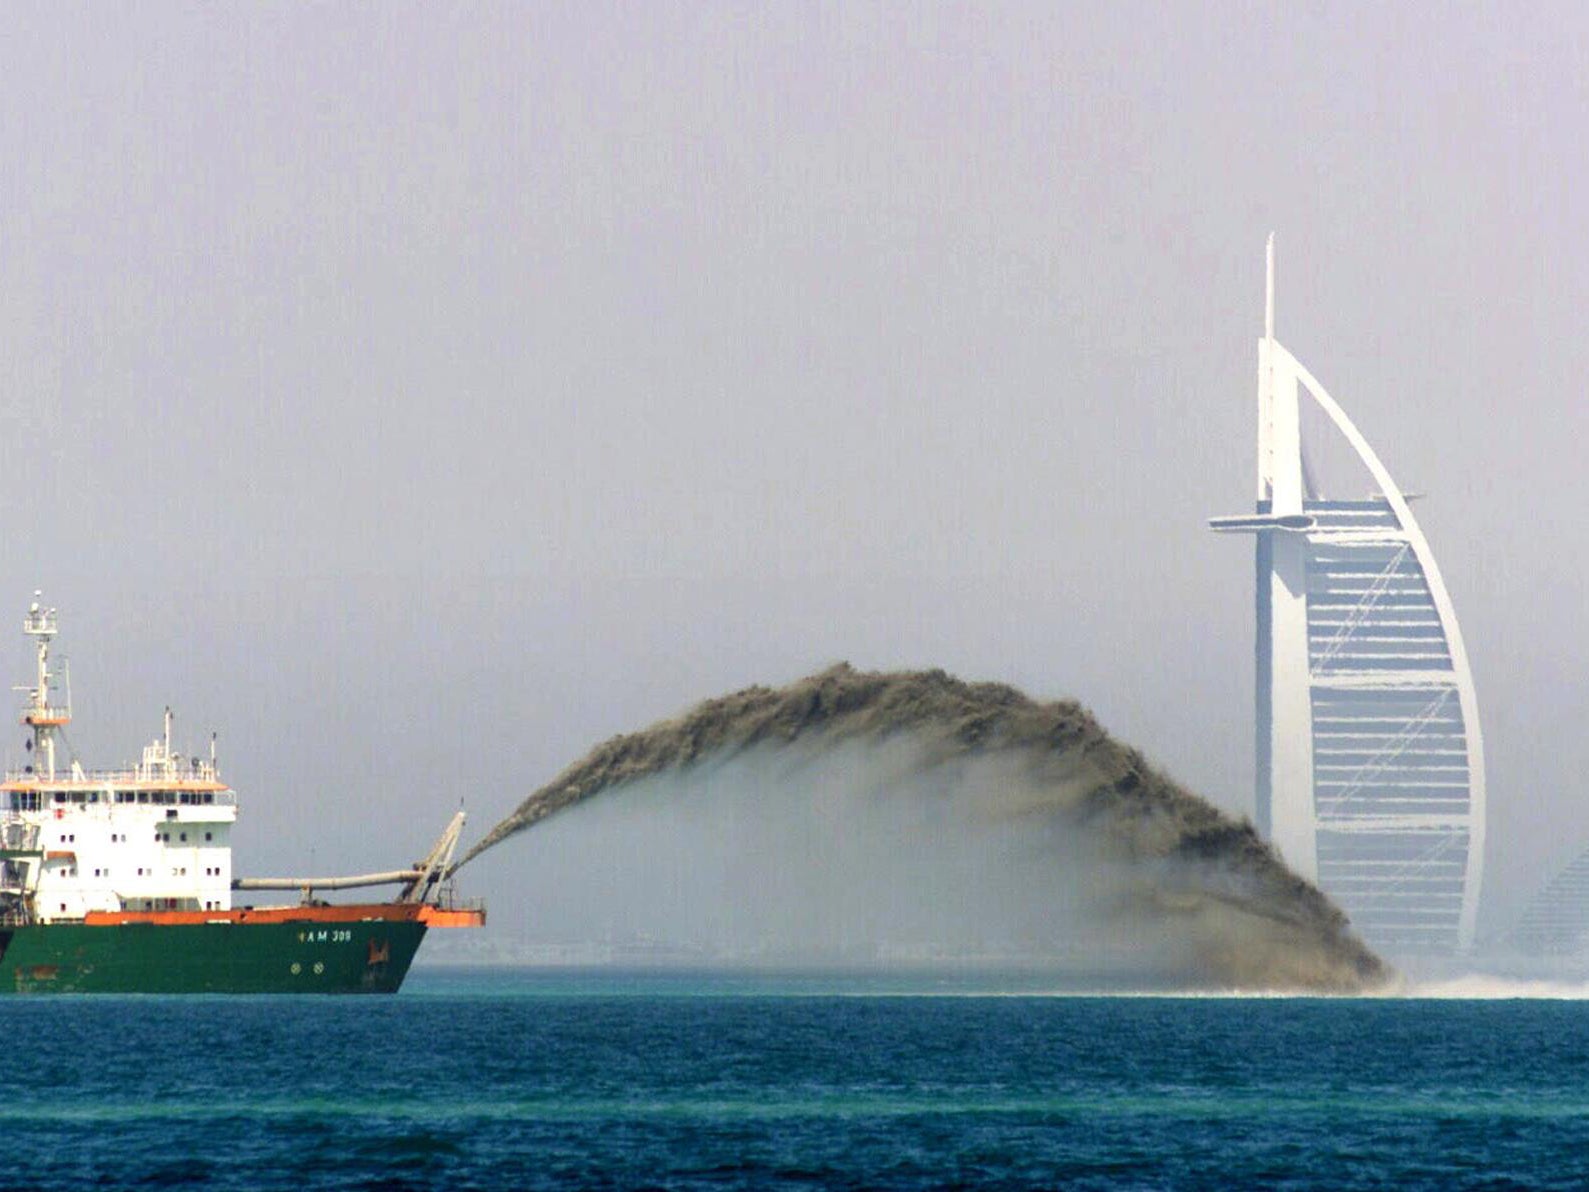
(462, 664, 1388, 991)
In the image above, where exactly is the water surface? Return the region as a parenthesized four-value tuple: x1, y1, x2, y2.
(3, 966, 1582, 1189)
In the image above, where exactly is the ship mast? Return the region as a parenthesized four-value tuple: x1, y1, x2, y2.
(20, 593, 70, 781)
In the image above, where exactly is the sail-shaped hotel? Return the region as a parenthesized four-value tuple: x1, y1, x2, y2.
(1211, 239, 1485, 955)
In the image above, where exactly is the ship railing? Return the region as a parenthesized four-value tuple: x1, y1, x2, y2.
(23, 611, 57, 637)
(429, 884, 485, 914)
(1, 768, 236, 798)
(21, 705, 71, 724)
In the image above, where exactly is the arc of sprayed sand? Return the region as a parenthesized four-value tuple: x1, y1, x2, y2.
(451, 662, 1387, 990)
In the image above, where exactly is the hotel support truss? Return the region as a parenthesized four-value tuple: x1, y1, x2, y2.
(1210, 238, 1485, 955)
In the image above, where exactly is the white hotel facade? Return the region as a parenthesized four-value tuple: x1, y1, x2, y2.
(1210, 239, 1485, 955)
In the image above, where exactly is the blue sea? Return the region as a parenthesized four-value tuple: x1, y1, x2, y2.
(6, 966, 1588, 1190)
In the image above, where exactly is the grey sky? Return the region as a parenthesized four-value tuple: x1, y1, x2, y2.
(0, 4, 1583, 940)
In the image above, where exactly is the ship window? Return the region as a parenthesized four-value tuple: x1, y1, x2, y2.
(136, 792, 147, 804)
(203, 793, 214, 805)
(180, 833, 187, 842)
(52, 793, 64, 803)
(205, 833, 212, 841)
(59, 903, 65, 912)
(165, 810, 176, 820)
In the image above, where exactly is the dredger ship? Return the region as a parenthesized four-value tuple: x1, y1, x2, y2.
(0, 595, 484, 992)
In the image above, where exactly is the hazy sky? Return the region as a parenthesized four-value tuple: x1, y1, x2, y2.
(0, 4, 1584, 940)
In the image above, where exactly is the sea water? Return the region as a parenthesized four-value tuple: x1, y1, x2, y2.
(5, 966, 1587, 1190)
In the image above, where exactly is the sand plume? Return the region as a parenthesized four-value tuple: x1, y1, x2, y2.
(462, 664, 1387, 992)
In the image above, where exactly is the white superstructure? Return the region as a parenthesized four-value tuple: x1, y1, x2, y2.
(1210, 239, 1486, 955)
(0, 595, 236, 923)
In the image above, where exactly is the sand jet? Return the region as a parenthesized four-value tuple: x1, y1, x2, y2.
(462, 664, 1387, 992)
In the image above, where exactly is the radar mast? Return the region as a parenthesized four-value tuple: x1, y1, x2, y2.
(19, 593, 70, 781)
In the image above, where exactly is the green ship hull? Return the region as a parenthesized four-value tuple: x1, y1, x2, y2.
(0, 918, 427, 993)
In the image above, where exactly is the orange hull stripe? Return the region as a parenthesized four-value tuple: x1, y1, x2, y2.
(418, 906, 487, 928)
(83, 904, 427, 926)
